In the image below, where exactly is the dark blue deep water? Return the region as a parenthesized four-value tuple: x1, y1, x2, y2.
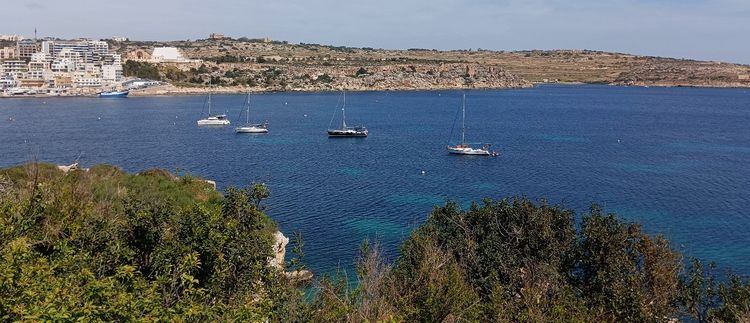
(1, 85, 749, 274)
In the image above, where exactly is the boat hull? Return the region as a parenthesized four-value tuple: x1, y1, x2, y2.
(235, 126, 268, 133)
(446, 146, 490, 155)
(197, 119, 230, 126)
(328, 129, 368, 137)
(98, 91, 129, 97)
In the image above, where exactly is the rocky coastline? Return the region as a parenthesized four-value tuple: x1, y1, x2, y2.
(3, 38, 750, 98)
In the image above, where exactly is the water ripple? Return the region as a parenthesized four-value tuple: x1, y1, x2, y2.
(1, 86, 749, 274)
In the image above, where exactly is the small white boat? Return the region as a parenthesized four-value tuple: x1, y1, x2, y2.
(197, 92, 230, 126)
(98, 90, 129, 97)
(197, 114, 230, 126)
(327, 92, 368, 137)
(328, 127, 368, 137)
(235, 93, 268, 133)
(447, 144, 492, 155)
(446, 93, 496, 156)
(235, 124, 268, 133)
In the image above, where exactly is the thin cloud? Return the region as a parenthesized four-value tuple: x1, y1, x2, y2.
(24, 1, 45, 10)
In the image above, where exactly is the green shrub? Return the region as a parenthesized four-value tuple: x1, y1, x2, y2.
(355, 67, 369, 76)
(307, 198, 693, 322)
(122, 61, 161, 81)
(0, 163, 300, 321)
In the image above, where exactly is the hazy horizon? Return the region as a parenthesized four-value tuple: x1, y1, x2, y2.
(2, 0, 748, 64)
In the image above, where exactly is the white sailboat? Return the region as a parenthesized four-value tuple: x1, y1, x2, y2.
(197, 92, 230, 126)
(235, 93, 268, 134)
(446, 93, 496, 156)
(327, 92, 368, 137)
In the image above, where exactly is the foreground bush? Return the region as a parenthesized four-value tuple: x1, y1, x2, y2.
(308, 199, 750, 322)
(0, 163, 304, 321)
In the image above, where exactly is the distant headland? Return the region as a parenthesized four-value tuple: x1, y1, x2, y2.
(1, 34, 749, 98)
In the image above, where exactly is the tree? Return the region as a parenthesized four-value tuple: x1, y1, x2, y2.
(316, 74, 333, 83)
(249, 182, 270, 210)
(122, 60, 161, 80)
(308, 198, 691, 322)
(355, 67, 369, 76)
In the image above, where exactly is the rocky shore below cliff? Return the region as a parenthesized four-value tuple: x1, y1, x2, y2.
(129, 62, 532, 96)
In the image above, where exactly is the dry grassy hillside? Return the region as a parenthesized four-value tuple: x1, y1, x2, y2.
(112, 38, 750, 94)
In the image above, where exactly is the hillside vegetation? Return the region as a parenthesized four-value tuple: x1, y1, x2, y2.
(0, 163, 304, 321)
(114, 38, 750, 95)
(1, 163, 749, 321)
(312, 200, 750, 322)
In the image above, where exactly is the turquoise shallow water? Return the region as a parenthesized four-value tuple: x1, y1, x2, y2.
(1, 85, 749, 274)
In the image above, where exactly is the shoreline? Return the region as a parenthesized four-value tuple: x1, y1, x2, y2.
(2, 82, 750, 99)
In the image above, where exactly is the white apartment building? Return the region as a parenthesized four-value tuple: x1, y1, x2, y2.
(0, 47, 15, 59)
(103, 53, 122, 65)
(102, 64, 123, 82)
(101, 53, 123, 80)
(46, 40, 109, 65)
(40, 41, 52, 57)
(1, 38, 123, 91)
(0, 35, 21, 41)
(0, 77, 16, 89)
(51, 57, 77, 73)
(27, 53, 51, 80)
(82, 63, 101, 76)
(1, 60, 27, 78)
(16, 39, 40, 59)
(74, 76, 102, 87)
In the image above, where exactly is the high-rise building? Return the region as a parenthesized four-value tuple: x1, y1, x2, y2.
(48, 40, 109, 65)
(16, 39, 40, 59)
(102, 53, 123, 82)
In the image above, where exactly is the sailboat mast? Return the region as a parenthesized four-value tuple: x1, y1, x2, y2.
(461, 93, 466, 144)
(342, 92, 347, 129)
(246, 93, 250, 124)
(207, 79, 213, 116)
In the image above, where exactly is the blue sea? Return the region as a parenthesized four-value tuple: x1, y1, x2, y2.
(1, 85, 749, 275)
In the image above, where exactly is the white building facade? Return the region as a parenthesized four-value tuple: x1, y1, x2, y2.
(1, 39, 124, 94)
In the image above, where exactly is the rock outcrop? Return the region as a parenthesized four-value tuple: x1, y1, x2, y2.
(57, 163, 89, 173)
(130, 62, 531, 96)
(269, 231, 289, 271)
(270, 231, 313, 282)
(612, 61, 750, 87)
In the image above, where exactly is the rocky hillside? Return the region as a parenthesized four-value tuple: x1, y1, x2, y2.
(111, 38, 750, 94)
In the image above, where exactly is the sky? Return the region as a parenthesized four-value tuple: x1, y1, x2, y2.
(1, 0, 748, 64)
